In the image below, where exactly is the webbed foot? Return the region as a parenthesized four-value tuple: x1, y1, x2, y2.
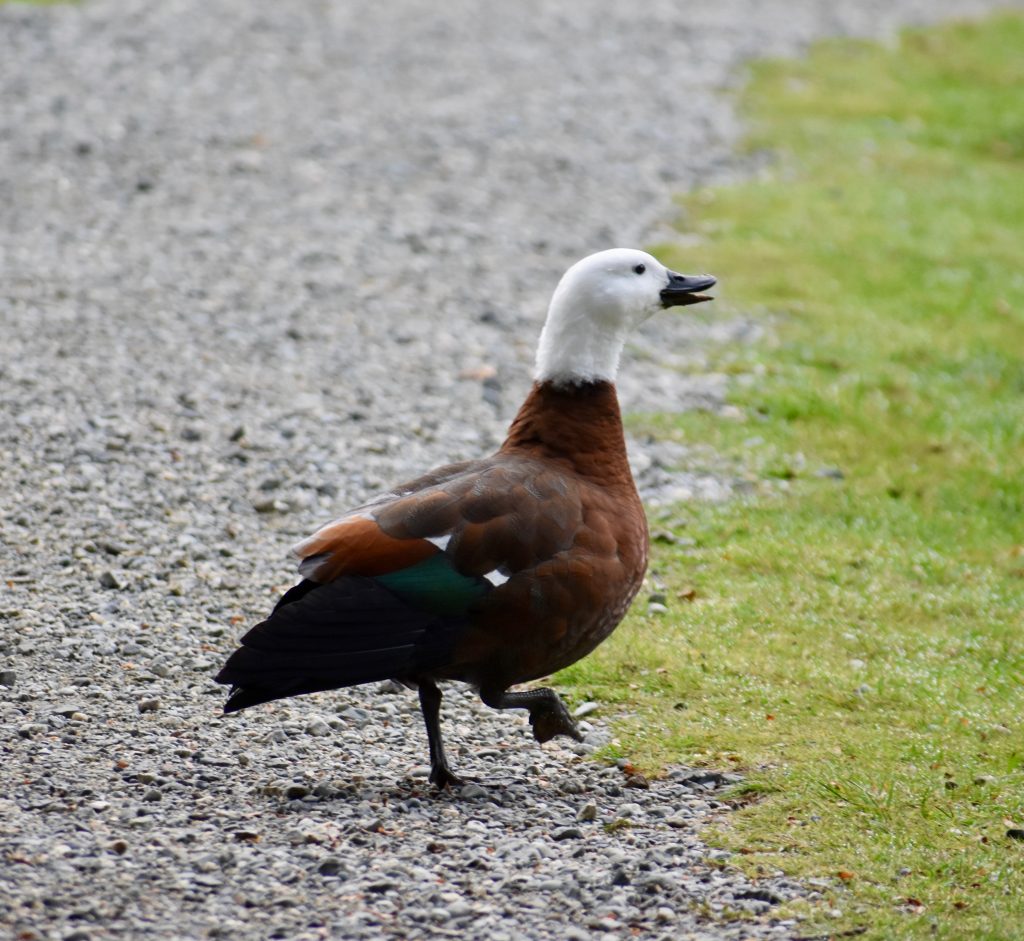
(481, 686, 583, 743)
(429, 763, 466, 790)
(529, 701, 584, 744)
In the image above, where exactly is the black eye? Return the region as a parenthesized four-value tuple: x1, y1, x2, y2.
(633, 264, 646, 275)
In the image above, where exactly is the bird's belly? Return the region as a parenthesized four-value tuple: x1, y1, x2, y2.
(448, 547, 647, 690)
(519, 578, 640, 680)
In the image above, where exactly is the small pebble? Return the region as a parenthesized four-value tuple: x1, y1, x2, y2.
(98, 570, 122, 590)
(317, 857, 346, 876)
(305, 718, 331, 737)
(552, 827, 583, 841)
(338, 705, 371, 726)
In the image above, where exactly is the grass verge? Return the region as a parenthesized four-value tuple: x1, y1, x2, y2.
(559, 13, 1024, 939)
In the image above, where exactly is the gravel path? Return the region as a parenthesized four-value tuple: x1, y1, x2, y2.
(1, 1, 1015, 939)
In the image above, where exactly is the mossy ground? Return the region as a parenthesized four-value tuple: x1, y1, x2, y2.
(560, 13, 1024, 939)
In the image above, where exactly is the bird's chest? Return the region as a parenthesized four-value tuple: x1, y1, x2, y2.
(554, 509, 649, 662)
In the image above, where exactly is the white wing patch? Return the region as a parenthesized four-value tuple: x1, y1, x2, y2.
(426, 534, 451, 551)
(484, 569, 509, 587)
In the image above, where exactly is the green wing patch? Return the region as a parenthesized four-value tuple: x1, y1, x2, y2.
(374, 554, 490, 616)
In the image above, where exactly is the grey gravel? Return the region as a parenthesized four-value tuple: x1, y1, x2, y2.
(1, 0, 1014, 939)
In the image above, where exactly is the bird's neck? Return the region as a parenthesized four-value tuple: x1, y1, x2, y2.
(533, 309, 627, 386)
(500, 381, 635, 488)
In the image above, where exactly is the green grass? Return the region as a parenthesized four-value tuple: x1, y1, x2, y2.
(558, 13, 1024, 939)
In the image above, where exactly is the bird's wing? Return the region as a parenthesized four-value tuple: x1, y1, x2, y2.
(292, 455, 583, 596)
(216, 456, 583, 710)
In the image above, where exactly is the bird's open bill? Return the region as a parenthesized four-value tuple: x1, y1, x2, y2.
(660, 271, 717, 308)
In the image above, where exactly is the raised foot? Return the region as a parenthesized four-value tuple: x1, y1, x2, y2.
(529, 703, 584, 744)
(482, 686, 585, 745)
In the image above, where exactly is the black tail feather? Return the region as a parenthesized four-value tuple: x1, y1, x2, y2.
(216, 576, 461, 713)
(271, 578, 319, 612)
(223, 685, 281, 713)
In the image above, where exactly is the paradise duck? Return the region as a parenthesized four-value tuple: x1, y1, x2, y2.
(216, 248, 715, 787)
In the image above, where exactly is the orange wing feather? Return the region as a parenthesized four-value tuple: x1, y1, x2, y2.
(295, 515, 437, 582)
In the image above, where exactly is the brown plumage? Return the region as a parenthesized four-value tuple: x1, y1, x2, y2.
(216, 248, 715, 787)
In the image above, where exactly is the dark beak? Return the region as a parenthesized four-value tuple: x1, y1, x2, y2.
(660, 270, 717, 308)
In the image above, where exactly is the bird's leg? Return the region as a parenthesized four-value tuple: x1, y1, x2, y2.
(417, 678, 464, 790)
(481, 687, 584, 744)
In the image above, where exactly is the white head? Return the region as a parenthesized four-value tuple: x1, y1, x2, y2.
(534, 248, 715, 386)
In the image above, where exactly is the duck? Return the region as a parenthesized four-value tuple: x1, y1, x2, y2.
(216, 248, 715, 788)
